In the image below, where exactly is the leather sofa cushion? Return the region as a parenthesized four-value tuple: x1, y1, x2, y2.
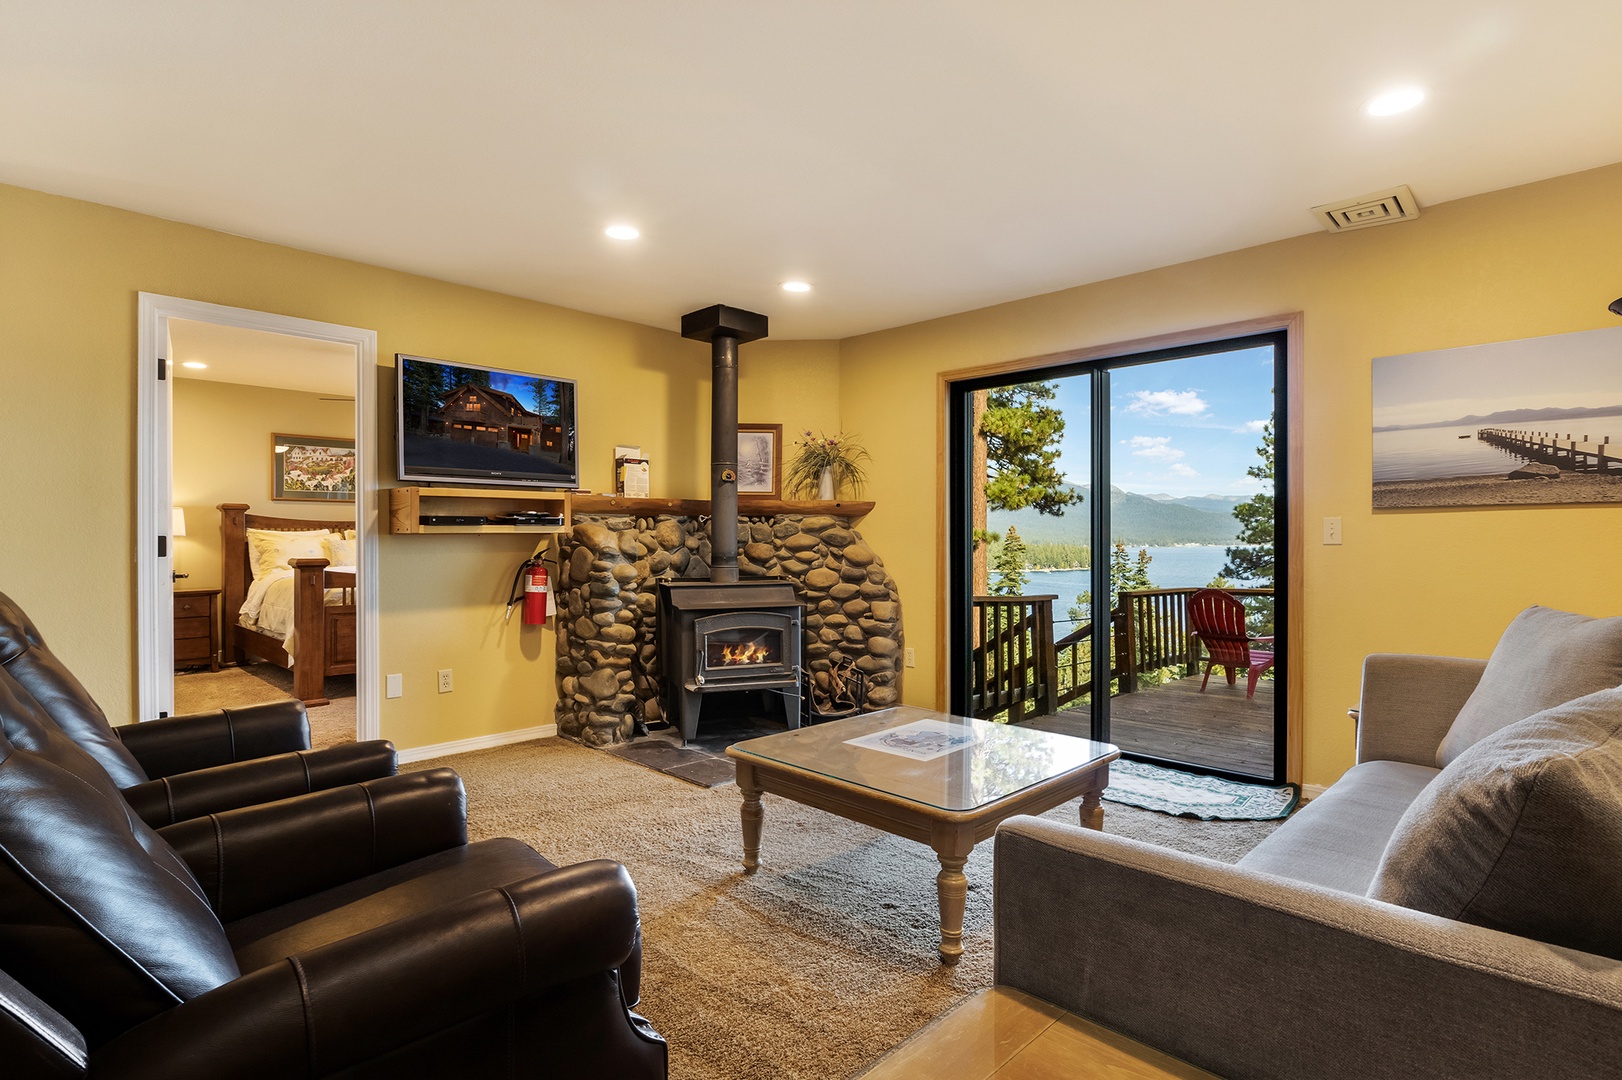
(1437, 605, 1622, 768)
(0, 736, 239, 1047)
(1371, 687, 1622, 959)
(229, 837, 558, 973)
(0, 592, 148, 787)
(1236, 760, 1436, 894)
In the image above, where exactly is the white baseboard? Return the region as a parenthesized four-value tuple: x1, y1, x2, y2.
(1301, 783, 1329, 802)
(396, 724, 557, 764)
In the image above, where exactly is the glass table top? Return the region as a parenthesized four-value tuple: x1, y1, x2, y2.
(727, 705, 1118, 812)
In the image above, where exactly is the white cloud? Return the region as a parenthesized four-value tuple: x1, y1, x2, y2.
(1238, 419, 1268, 434)
(1124, 389, 1208, 416)
(1169, 463, 1198, 477)
(1127, 435, 1184, 461)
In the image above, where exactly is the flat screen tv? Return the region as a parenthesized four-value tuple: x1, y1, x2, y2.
(396, 353, 579, 489)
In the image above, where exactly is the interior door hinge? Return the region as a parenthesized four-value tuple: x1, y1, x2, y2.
(158, 357, 168, 381)
(158, 535, 168, 558)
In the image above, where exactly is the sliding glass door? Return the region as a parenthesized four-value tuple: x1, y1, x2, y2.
(949, 332, 1287, 784)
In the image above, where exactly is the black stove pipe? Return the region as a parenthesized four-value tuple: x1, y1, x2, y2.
(680, 304, 769, 586)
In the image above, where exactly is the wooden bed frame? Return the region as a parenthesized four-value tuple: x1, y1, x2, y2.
(218, 503, 357, 706)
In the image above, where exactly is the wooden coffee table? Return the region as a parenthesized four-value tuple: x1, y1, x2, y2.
(726, 705, 1118, 964)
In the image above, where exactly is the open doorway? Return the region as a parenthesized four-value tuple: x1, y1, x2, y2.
(136, 295, 380, 744)
(947, 321, 1298, 785)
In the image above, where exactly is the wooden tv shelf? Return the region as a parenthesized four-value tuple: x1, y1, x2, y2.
(573, 495, 875, 521)
(389, 487, 573, 535)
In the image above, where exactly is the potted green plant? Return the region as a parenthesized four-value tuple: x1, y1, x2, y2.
(786, 430, 870, 499)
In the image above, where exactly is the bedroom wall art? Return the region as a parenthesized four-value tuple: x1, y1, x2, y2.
(273, 433, 357, 502)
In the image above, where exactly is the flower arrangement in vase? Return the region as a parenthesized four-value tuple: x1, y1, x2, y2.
(785, 430, 870, 500)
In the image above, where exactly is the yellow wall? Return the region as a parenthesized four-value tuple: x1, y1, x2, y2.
(0, 182, 839, 747)
(172, 379, 356, 591)
(840, 162, 1622, 787)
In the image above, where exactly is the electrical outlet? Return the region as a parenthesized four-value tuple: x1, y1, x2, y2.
(904, 647, 916, 668)
(385, 674, 403, 699)
(437, 669, 453, 694)
(1323, 516, 1343, 545)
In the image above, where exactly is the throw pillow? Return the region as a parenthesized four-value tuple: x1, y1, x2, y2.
(323, 535, 358, 567)
(1370, 687, 1622, 960)
(246, 528, 332, 581)
(1436, 605, 1622, 767)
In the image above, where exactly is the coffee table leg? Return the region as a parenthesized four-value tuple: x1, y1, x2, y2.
(935, 853, 969, 966)
(1080, 785, 1105, 831)
(737, 762, 763, 874)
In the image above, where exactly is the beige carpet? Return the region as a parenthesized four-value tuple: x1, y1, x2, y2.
(173, 665, 356, 749)
(411, 737, 1281, 1080)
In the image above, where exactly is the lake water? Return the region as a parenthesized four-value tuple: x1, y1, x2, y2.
(1373, 413, 1622, 482)
(1021, 545, 1240, 630)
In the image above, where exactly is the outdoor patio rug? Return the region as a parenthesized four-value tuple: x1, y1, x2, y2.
(1103, 758, 1299, 820)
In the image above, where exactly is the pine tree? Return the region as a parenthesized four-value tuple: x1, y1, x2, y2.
(981, 382, 1082, 516)
(1067, 541, 1154, 623)
(1222, 417, 1276, 633)
(991, 526, 1029, 596)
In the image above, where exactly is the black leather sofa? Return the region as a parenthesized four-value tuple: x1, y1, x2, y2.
(0, 592, 396, 826)
(0, 602, 668, 1078)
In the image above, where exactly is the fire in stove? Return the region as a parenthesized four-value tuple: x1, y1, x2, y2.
(718, 641, 772, 666)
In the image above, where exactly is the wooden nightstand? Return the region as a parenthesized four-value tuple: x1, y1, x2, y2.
(174, 588, 220, 672)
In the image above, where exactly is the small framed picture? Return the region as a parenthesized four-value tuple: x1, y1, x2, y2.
(737, 423, 782, 497)
(273, 434, 357, 502)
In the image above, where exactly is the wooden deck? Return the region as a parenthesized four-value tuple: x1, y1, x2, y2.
(1018, 674, 1275, 777)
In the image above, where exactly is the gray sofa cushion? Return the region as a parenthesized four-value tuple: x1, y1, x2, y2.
(1236, 760, 1436, 894)
(1370, 687, 1622, 960)
(1437, 605, 1622, 768)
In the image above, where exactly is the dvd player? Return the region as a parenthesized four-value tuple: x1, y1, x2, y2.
(419, 514, 489, 527)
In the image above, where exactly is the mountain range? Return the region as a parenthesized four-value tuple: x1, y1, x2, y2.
(1374, 404, 1622, 433)
(987, 484, 1242, 546)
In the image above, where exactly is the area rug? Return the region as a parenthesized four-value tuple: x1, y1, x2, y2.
(410, 737, 1282, 1080)
(172, 664, 356, 749)
(1103, 758, 1299, 820)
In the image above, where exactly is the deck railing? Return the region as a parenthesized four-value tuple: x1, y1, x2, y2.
(971, 586, 1274, 721)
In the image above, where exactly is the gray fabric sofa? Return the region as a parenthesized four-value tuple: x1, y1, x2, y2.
(993, 606, 1622, 1080)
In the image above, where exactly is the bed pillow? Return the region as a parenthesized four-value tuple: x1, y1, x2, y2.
(1370, 687, 1622, 960)
(245, 528, 333, 581)
(1436, 605, 1622, 767)
(323, 535, 358, 567)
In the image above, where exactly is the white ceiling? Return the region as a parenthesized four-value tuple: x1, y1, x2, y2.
(169, 318, 356, 397)
(4, 2, 1621, 340)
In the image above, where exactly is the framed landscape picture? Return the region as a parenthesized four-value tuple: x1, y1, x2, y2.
(1372, 325, 1622, 510)
(737, 423, 782, 497)
(273, 433, 357, 502)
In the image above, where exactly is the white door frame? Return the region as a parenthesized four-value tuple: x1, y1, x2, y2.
(136, 293, 381, 741)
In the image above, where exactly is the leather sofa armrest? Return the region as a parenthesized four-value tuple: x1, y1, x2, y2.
(1355, 653, 1486, 766)
(994, 816, 1622, 1080)
(121, 741, 397, 827)
(90, 862, 649, 1080)
(117, 701, 311, 776)
(0, 968, 86, 1079)
(159, 769, 468, 920)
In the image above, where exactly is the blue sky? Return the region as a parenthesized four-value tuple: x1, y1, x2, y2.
(1048, 346, 1275, 498)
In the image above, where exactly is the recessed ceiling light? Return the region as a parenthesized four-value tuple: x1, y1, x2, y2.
(605, 224, 640, 240)
(781, 281, 812, 293)
(181, 361, 207, 369)
(1365, 86, 1426, 117)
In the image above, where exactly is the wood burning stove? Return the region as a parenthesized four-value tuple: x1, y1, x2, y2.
(658, 581, 803, 744)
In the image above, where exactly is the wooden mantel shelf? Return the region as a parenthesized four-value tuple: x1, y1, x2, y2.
(573, 495, 875, 521)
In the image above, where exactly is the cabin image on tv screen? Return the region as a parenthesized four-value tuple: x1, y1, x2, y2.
(400, 358, 576, 481)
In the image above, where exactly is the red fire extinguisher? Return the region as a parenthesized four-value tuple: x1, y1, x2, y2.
(507, 555, 552, 627)
(524, 563, 549, 626)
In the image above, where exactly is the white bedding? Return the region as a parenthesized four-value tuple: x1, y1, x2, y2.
(239, 565, 356, 661)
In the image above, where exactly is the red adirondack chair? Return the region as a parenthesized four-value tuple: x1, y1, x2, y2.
(1187, 588, 1275, 698)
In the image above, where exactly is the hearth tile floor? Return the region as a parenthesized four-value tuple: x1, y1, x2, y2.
(603, 713, 801, 787)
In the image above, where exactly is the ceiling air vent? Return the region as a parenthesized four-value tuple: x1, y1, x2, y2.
(1311, 185, 1421, 233)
